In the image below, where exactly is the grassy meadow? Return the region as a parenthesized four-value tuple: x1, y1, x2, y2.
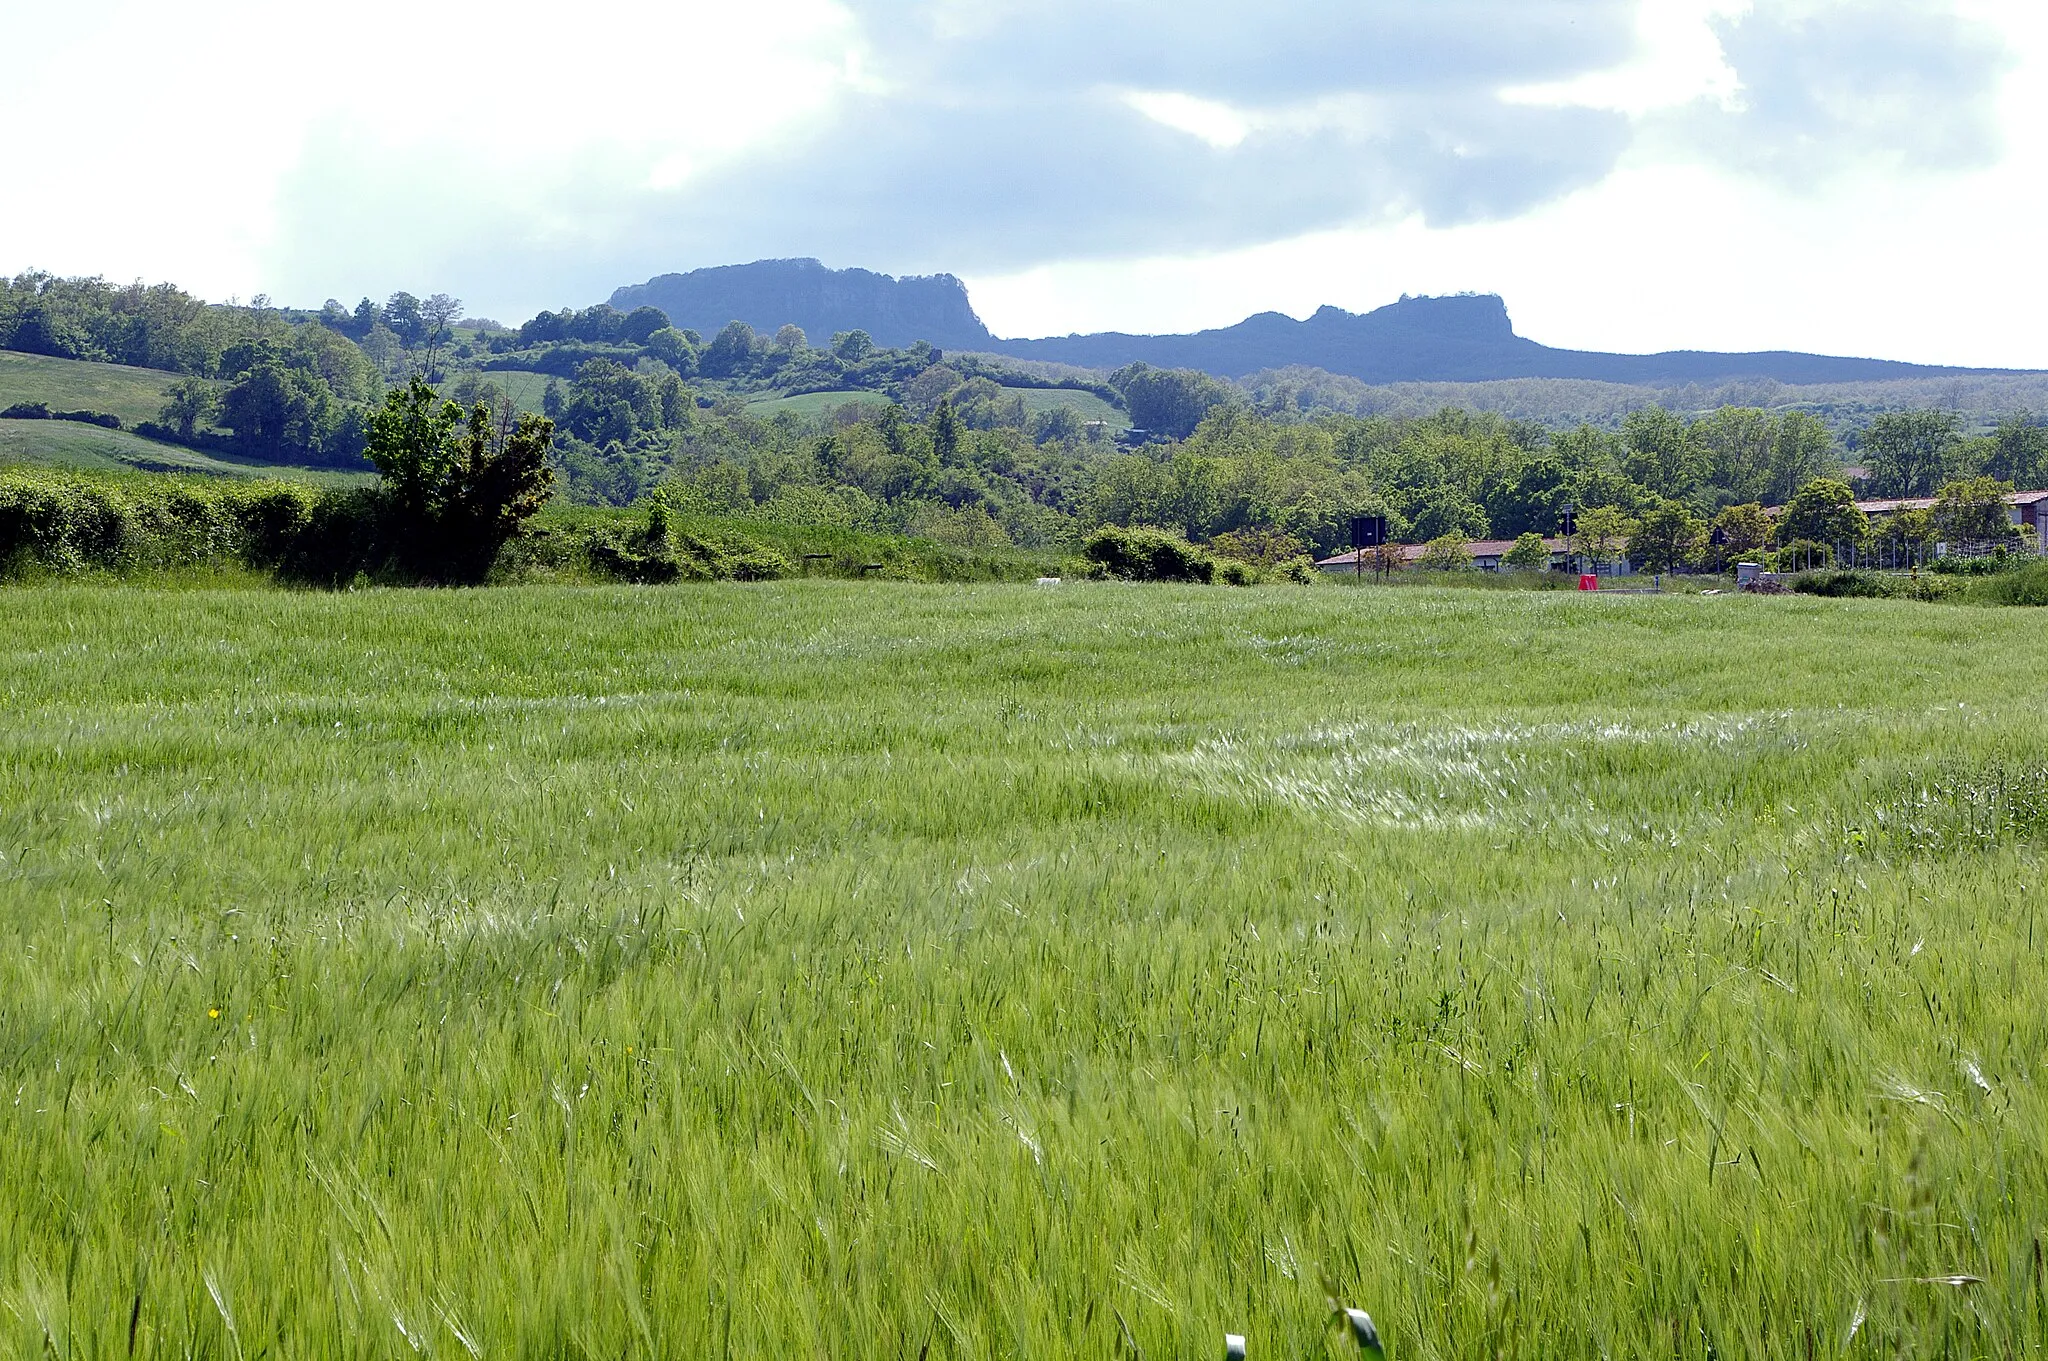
(0, 419, 372, 484)
(2, 583, 2046, 1358)
(0, 352, 195, 427)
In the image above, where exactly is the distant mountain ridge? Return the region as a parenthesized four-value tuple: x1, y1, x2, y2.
(610, 260, 2034, 386)
(611, 259, 995, 352)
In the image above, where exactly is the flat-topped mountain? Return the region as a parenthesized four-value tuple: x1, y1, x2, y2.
(994, 293, 2021, 385)
(608, 261, 2031, 385)
(611, 259, 995, 351)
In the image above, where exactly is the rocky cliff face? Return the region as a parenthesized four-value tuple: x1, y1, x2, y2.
(610, 259, 994, 351)
(990, 294, 1995, 385)
(609, 263, 2019, 386)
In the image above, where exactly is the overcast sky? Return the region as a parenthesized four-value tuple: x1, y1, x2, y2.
(6, 0, 2043, 365)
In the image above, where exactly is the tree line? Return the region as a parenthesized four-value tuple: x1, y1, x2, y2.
(7, 271, 2048, 566)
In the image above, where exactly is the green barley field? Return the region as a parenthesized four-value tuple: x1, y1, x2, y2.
(2, 583, 2044, 1359)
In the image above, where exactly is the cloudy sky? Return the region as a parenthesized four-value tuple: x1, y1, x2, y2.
(6, 0, 2043, 365)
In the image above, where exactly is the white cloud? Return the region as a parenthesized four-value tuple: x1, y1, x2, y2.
(3, 0, 2042, 370)
(969, 0, 2048, 369)
(1125, 93, 1252, 150)
(0, 0, 856, 307)
(1504, 0, 1748, 114)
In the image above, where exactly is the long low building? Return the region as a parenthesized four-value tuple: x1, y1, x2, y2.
(1317, 537, 1630, 574)
(1767, 490, 2048, 552)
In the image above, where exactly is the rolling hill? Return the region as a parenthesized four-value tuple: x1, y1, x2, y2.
(0, 419, 369, 483)
(0, 351, 201, 427)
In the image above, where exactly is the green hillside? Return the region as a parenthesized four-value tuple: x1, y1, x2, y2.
(1007, 385, 1122, 423)
(0, 350, 201, 426)
(744, 389, 893, 418)
(0, 419, 370, 484)
(479, 368, 554, 415)
(743, 386, 1121, 424)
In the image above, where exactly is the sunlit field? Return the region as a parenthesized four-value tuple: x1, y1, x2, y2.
(2, 582, 2045, 1359)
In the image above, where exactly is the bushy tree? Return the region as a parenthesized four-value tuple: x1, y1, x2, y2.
(1503, 532, 1550, 570)
(1630, 499, 1705, 572)
(1982, 414, 2048, 488)
(217, 357, 350, 462)
(158, 378, 216, 440)
(702, 321, 761, 378)
(622, 307, 673, 345)
(1081, 525, 1216, 582)
(384, 292, 426, 348)
(1570, 505, 1635, 567)
(1416, 535, 1473, 571)
(1709, 502, 1774, 569)
(1620, 407, 1706, 501)
(1932, 476, 2019, 553)
(1110, 363, 1232, 440)
(643, 327, 698, 375)
(364, 377, 556, 581)
(1406, 484, 1489, 542)
(1862, 410, 1961, 497)
(1779, 477, 1868, 549)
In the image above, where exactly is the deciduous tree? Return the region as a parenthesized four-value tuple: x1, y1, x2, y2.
(365, 376, 556, 581)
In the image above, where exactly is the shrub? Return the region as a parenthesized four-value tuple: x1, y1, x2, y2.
(56, 409, 123, 429)
(225, 483, 319, 565)
(278, 486, 405, 585)
(1, 402, 127, 429)
(1930, 549, 2025, 576)
(1967, 560, 2048, 606)
(1217, 559, 1256, 586)
(1794, 570, 1894, 599)
(587, 503, 795, 585)
(0, 470, 132, 568)
(1278, 556, 1318, 585)
(1416, 535, 1474, 571)
(1771, 539, 1832, 572)
(1080, 526, 1216, 583)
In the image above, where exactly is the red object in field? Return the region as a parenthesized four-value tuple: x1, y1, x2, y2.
(1578, 573, 1599, 591)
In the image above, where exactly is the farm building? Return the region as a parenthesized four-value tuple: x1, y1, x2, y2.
(1316, 537, 1632, 574)
(1766, 490, 2048, 552)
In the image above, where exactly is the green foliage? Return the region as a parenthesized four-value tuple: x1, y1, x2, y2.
(1982, 413, 2048, 487)
(1862, 409, 1962, 497)
(1416, 534, 1474, 571)
(1216, 558, 1256, 585)
(1932, 475, 2022, 553)
(1569, 504, 1635, 565)
(586, 517, 794, 584)
(1629, 498, 1706, 572)
(1709, 501, 1773, 568)
(364, 377, 558, 581)
(1778, 477, 1868, 548)
(1109, 362, 1232, 439)
(217, 353, 362, 464)
(1771, 538, 1834, 572)
(1080, 525, 1217, 582)
(157, 376, 215, 439)
(1502, 531, 1551, 570)
(1966, 559, 2048, 605)
(0, 467, 316, 573)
